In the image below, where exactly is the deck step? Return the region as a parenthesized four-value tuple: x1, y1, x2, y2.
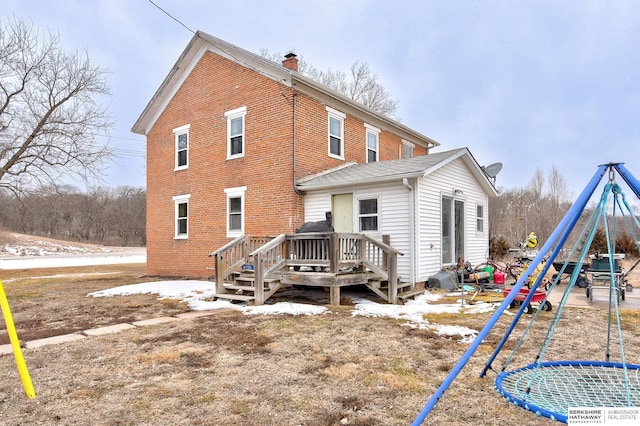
(234, 276, 279, 283)
(224, 283, 256, 291)
(398, 289, 424, 301)
(214, 293, 255, 302)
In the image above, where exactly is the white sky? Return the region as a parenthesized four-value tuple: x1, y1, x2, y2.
(4, 1, 640, 196)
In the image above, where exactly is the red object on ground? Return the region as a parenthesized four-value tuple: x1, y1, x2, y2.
(503, 287, 547, 304)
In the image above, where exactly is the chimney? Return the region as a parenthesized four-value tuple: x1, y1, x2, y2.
(282, 52, 298, 72)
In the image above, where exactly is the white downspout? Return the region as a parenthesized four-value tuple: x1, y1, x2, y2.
(403, 178, 416, 286)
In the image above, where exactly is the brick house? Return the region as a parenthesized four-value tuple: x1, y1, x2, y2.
(132, 31, 497, 302)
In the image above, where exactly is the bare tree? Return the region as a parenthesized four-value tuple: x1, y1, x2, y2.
(0, 17, 113, 193)
(260, 49, 399, 118)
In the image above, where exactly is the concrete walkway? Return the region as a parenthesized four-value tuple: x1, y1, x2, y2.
(546, 282, 640, 310)
(0, 310, 221, 356)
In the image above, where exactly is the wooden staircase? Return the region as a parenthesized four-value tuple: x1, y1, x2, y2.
(209, 233, 406, 306)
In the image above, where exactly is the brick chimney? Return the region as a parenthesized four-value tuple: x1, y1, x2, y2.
(282, 52, 298, 72)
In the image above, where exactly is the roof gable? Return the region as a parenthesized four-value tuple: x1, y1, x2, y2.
(131, 32, 439, 150)
(296, 147, 498, 196)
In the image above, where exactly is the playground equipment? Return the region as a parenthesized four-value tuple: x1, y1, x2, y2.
(412, 163, 640, 425)
(0, 279, 36, 399)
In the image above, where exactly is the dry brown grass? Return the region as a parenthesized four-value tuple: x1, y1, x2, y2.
(0, 263, 639, 425)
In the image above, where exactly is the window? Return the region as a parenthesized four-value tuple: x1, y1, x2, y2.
(358, 198, 379, 232)
(365, 124, 380, 163)
(327, 106, 345, 159)
(476, 204, 485, 233)
(225, 186, 246, 237)
(173, 194, 191, 239)
(402, 140, 415, 159)
(225, 106, 246, 159)
(173, 124, 190, 170)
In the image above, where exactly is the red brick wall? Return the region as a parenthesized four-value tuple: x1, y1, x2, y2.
(146, 50, 428, 277)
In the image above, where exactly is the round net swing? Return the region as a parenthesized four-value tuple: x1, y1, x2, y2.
(491, 167, 640, 423)
(496, 361, 640, 422)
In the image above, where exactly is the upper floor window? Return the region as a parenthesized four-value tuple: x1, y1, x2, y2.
(225, 106, 246, 159)
(358, 198, 379, 232)
(173, 124, 190, 170)
(225, 186, 247, 237)
(402, 140, 415, 159)
(476, 204, 485, 233)
(365, 124, 380, 163)
(172, 194, 191, 239)
(327, 106, 345, 160)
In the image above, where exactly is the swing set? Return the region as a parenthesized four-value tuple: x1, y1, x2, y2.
(412, 163, 640, 424)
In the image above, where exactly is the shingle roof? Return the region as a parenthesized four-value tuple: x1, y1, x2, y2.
(296, 148, 473, 191)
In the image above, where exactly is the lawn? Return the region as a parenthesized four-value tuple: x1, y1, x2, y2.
(1, 263, 638, 425)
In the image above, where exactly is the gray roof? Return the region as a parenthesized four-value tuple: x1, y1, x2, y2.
(132, 31, 439, 150)
(296, 148, 479, 191)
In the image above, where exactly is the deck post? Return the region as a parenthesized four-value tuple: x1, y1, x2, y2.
(329, 233, 339, 273)
(329, 286, 341, 306)
(215, 252, 225, 294)
(388, 250, 398, 304)
(254, 251, 265, 305)
(243, 235, 251, 263)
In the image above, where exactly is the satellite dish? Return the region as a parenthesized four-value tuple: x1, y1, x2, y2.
(482, 162, 503, 179)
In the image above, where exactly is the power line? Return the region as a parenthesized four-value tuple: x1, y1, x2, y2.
(111, 148, 146, 159)
(147, 0, 195, 34)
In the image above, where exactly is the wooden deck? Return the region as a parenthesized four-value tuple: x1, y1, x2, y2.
(209, 233, 407, 305)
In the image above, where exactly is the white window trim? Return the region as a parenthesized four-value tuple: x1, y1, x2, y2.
(357, 196, 380, 233)
(402, 139, 415, 159)
(225, 186, 247, 238)
(225, 106, 247, 160)
(365, 123, 380, 163)
(172, 194, 191, 239)
(326, 106, 345, 160)
(476, 203, 485, 234)
(173, 124, 190, 171)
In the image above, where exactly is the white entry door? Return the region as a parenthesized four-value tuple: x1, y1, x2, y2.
(331, 193, 353, 233)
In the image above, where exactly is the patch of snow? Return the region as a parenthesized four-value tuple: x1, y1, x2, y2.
(0, 237, 495, 340)
(88, 281, 495, 339)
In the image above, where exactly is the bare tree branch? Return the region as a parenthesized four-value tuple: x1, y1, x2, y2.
(0, 17, 113, 193)
(260, 49, 399, 119)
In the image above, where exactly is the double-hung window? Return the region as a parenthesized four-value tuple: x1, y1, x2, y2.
(402, 140, 415, 159)
(173, 124, 190, 170)
(225, 106, 247, 159)
(327, 106, 345, 159)
(358, 198, 379, 232)
(365, 124, 380, 163)
(476, 204, 485, 233)
(225, 186, 246, 237)
(173, 194, 191, 239)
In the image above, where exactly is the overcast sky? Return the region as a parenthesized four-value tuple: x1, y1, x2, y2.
(4, 1, 640, 197)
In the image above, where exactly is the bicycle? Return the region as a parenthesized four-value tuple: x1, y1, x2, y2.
(473, 258, 522, 286)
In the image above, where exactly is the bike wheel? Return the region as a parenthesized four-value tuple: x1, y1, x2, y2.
(506, 265, 522, 285)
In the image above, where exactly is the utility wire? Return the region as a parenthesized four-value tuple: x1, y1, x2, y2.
(147, 0, 196, 34)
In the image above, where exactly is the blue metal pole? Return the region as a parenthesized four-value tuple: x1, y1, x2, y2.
(411, 164, 607, 425)
(615, 163, 640, 199)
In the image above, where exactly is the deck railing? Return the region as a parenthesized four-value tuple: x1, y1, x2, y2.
(210, 232, 402, 304)
(209, 235, 274, 295)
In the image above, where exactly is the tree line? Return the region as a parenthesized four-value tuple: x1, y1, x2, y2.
(0, 186, 146, 246)
(489, 165, 640, 259)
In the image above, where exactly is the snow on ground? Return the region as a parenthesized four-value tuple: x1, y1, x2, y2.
(0, 234, 496, 340)
(88, 281, 496, 341)
(0, 233, 146, 269)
